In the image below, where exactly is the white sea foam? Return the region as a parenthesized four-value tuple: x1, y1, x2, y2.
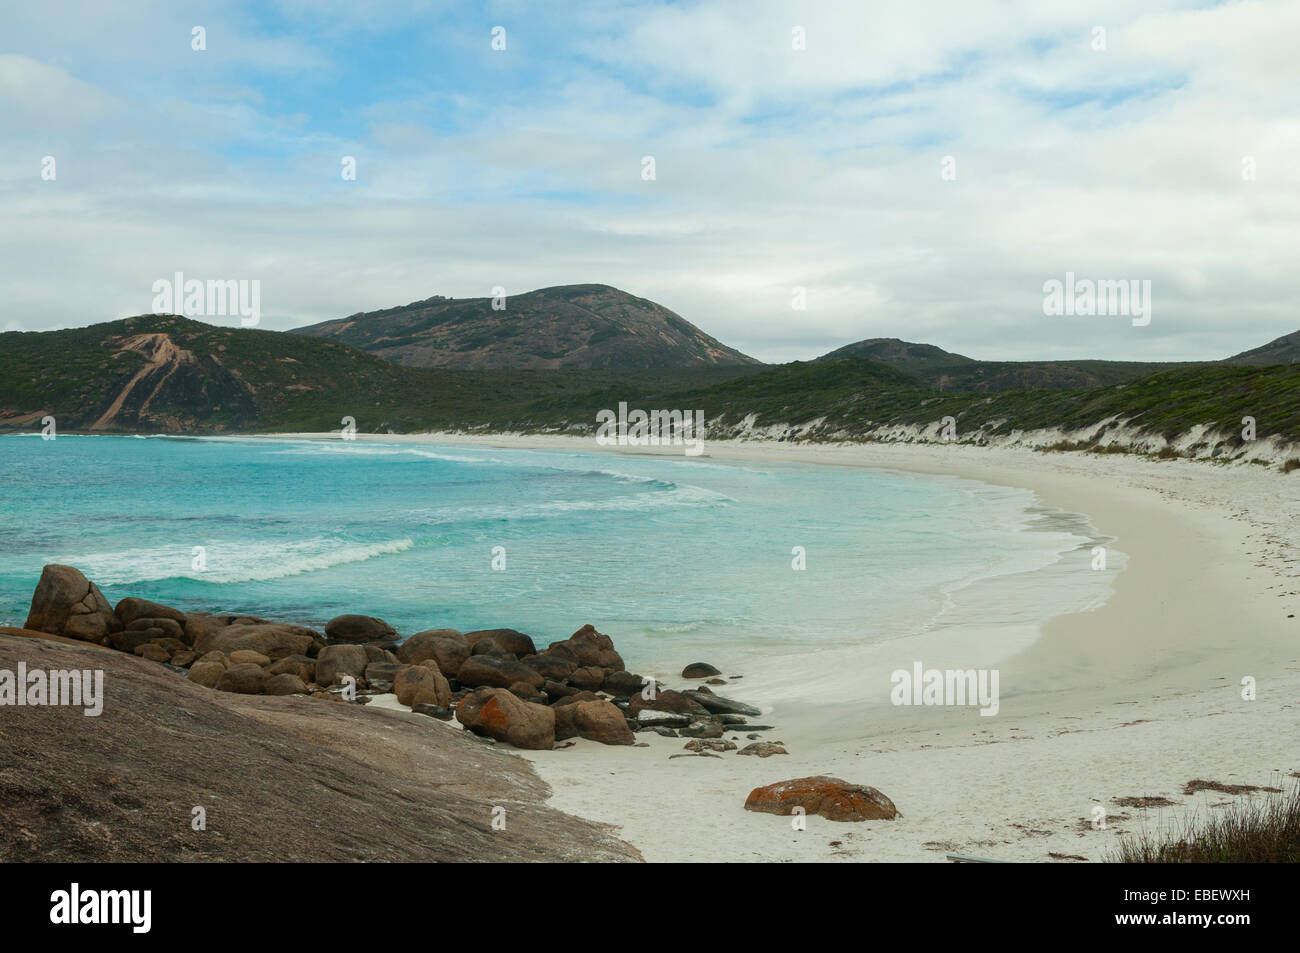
(411, 483, 734, 525)
(265, 440, 669, 485)
(52, 537, 414, 585)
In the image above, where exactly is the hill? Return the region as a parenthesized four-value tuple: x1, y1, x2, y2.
(292, 283, 761, 370)
(2, 314, 1297, 462)
(814, 337, 1183, 391)
(0, 313, 760, 434)
(1224, 330, 1300, 366)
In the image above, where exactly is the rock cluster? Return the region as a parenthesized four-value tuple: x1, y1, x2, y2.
(17, 565, 757, 754)
(19, 564, 897, 820)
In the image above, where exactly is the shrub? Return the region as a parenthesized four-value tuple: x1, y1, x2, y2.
(1109, 784, 1300, 863)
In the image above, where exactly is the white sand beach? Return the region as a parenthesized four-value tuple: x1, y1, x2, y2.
(282, 432, 1300, 862)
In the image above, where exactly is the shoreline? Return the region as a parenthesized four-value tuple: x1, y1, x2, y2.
(247, 431, 1300, 861)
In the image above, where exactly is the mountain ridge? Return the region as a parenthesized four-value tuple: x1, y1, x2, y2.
(2, 311, 1298, 465)
(292, 283, 760, 370)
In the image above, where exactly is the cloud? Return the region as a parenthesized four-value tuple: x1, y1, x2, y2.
(0, 0, 1297, 364)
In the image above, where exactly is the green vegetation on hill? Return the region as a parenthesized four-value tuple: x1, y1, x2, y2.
(2, 315, 1298, 459)
(814, 337, 1189, 392)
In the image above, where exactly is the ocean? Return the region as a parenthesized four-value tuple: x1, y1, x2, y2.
(0, 435, 1117, 690)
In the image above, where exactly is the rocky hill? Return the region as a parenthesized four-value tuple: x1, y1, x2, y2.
(292, 283, 760, 370)
(0, 312, 762, 434)
(815, 337, 1184, 392)
(1224, 330, 1300, 366)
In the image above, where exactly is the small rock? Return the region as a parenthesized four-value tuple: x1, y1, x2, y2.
(681, 661, 721, 679)
(680, 719, 724, 739)
(634, 709, 691, 728)
(682, 689, 761, 717)
(738, 742, 788, 758)
(411, 703, 454, 720)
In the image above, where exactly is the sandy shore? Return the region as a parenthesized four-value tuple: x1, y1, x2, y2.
(264, 432, 1300, 862)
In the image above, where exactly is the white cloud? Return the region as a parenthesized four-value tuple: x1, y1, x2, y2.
(0, 0, 1297, 365)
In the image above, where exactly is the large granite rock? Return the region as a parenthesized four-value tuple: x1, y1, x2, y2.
(456, 687, 555, 750)
(626, 689, 709, 718)
(465, 628, 538, 658)
(192, 622, 321, 660)
(570, 699, 635, 746)
(547, 624, 624, 671)
(114, 597, 187, 628)
(324, 614, 396, 644)
(744, 776, 898, 821)
(217, 663, 268, 695)
(395, 628, 468, 676)
(23, 564, 121, 643)
(315, 644, 369, 686)
(456, 655, 545, 690)
(394, 662, 451, 708)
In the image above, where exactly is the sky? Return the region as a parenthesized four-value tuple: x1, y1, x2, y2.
(1, 0, 1297, 363)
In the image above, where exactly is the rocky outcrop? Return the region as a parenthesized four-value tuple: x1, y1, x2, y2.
(0, 634, 640, 862)
(23, 565, 121, 643)
(744, 776, 898, 821)
(13, 569, 778, 768)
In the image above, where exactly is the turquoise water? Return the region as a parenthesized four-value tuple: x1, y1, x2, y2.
(0, 435, 1108, 673)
